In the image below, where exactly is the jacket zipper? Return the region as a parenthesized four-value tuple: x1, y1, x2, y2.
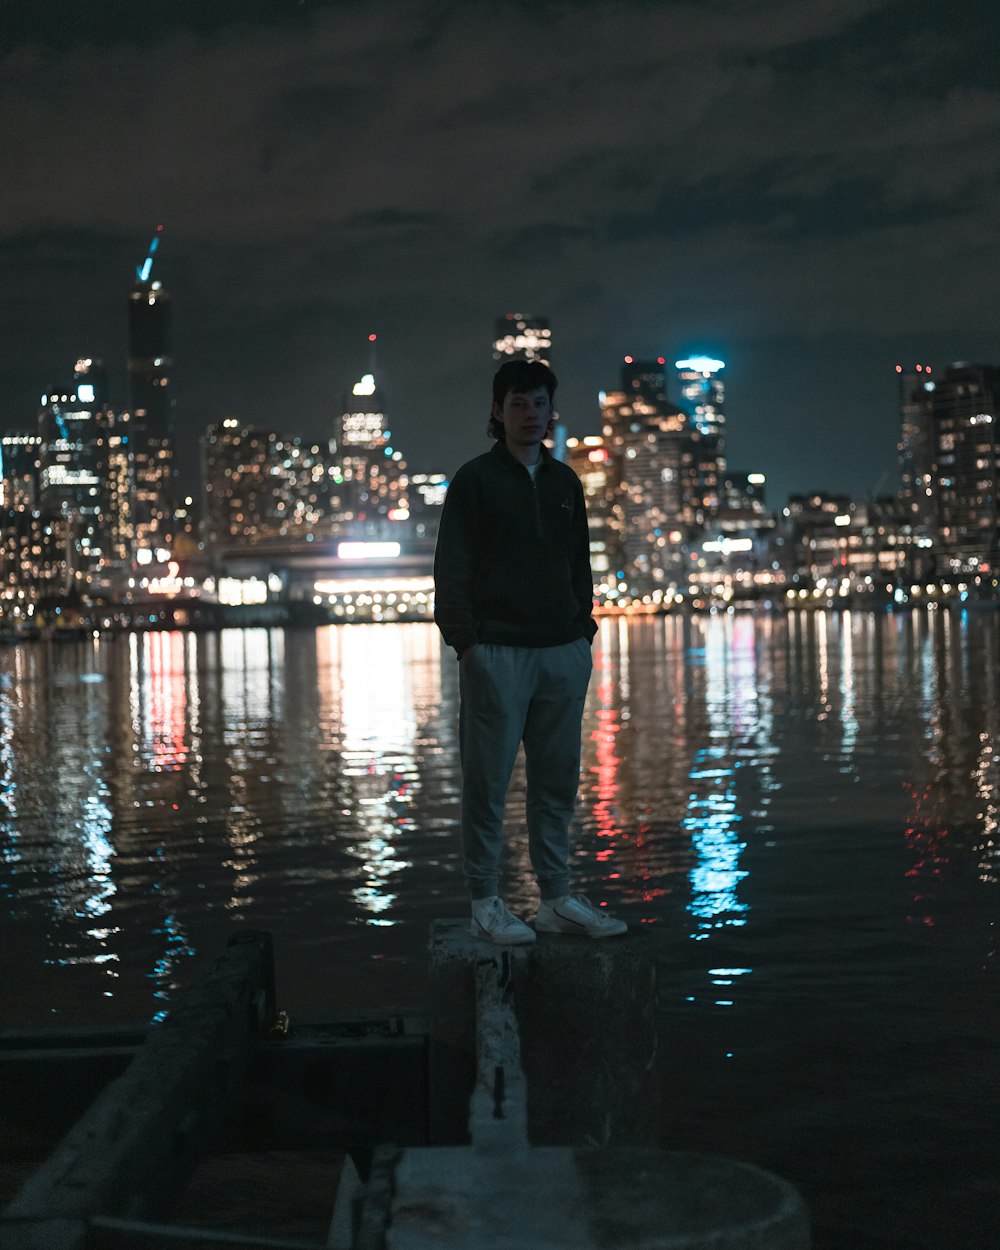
(530, 467, 543, 537)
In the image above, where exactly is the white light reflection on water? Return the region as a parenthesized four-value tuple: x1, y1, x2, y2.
(839, 612, 859, 766)
(15, 645, 121, 977)
(971, 621, 1000, 886)
(2, 613, 998, 1023)
(318, 624, 424, 925)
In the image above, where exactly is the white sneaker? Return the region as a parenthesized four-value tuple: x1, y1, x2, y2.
(470, 896, 536, 945)
(535, 894, 628, 938)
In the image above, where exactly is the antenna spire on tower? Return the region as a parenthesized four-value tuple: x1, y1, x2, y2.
(136, 224, 164, 283)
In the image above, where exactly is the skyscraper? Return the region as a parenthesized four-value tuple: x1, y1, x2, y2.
(675, 356, 725, 437)
(128, 227, 175, 554)
(128, 228, 172, 438)
(896, 364, 936, 528)
(37, 384, 102, 521)
(674, 355, 726, 515)
(333, 364, 408, 530)
(564, 435, 617, 583)
(492, 314, 552, 366)
(600, 357, 692, 592)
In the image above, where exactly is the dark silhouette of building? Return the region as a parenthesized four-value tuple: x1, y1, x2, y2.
(128, 227, 175, 553)
(896, 364, 936, 528)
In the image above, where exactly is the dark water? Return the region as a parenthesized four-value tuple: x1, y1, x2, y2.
(2, 612, 997, 1248)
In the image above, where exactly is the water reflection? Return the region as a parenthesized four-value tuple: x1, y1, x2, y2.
(316, 624, 431, 925)
(0, 610, 997, 1026)
(684, 616, 753, 937)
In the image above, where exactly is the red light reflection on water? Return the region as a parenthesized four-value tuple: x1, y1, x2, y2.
(901, 779, 951, 925)
(142, 631, 188, 772)
(587, 640, 667, 916)
(588, 647, 621, 849)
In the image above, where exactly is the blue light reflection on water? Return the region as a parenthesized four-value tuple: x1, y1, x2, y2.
(0, 612, 995, 1014)
(2, 611, 998, 1247)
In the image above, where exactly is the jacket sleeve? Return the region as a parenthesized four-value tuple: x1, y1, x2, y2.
(433, 469, 481, 657)
(570, 477, 598, 641)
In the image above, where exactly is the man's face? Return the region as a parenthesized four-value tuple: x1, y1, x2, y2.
(492, 387, 553, 450)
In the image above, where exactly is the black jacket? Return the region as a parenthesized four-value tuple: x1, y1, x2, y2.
(433, 440, 597, 656)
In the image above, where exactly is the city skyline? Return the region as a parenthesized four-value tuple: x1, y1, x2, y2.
(1, 244, 991, 511)
(1, 2, 997, 505)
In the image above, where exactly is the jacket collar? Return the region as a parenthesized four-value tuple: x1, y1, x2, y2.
(491, 439, 552, 473)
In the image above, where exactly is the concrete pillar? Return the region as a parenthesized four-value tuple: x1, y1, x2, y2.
(411, 919, 811, 1249)
(428, 919, 659, 1147)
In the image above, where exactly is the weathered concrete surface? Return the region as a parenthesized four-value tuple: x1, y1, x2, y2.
(2, 930, 276, 1250)
(414, 919, 810, 1249)
(388, 1144, 591, 1250)
(428, 921, 504, 1144)
(516, 928, 660, 1147)
(429, 918, 659, 1147)
(387, 1146, 810, 1250)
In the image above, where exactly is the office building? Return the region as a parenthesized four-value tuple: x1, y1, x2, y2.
(930, 362, 1000, 572)
(722, 472, 767, 513)
(408, 473, 448, 543)
(565, 435, 618, 583)
(96, 407, 134, 564)
(1, 432, 41, 511)
(0, 509, 69, 605)
(492, 314, 552, 366)
(675, 356, 726, 514)
(622, 357, 669, 406)
(37, 385, 102, 522)
(72, 358, 134, 565)
(201, 420, 342, 546)
(36, 371, 138, 578)
(333, 371, 408, 530)
(600, 358, 693, 592)
(896, 364, 936, 528)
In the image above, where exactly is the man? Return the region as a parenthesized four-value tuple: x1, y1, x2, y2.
(433, 359, 627, 943)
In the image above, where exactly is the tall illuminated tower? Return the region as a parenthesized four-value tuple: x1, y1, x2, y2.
(332, 338, 408, 530)
(493, 314, 552, 366)
(128, 226, 175, 554)
(675, 355, 726, 515)
(896, 363, 936, 527)
(599, 356, 691, 592)
(675, 356, 725, 435)
(128, 227, 172, 438)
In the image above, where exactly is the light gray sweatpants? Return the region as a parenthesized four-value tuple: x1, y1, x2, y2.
(458, 637, 593, 900)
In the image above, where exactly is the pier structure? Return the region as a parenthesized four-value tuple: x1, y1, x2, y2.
(2, 926, 810, 1248)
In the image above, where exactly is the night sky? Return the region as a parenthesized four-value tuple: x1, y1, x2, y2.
(2, 0, 998, 503)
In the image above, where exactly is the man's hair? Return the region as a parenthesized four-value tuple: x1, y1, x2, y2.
(488, 359, 558, 440)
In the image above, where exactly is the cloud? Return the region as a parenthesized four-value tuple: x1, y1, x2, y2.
(1, 0, 998, 499)
(0, 2, 930, 243)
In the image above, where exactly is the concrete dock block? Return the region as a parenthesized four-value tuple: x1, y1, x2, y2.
(386, 1146, 809, 1249)
(429, 919, 659, 1147)
(415, 920, 810, 1246)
